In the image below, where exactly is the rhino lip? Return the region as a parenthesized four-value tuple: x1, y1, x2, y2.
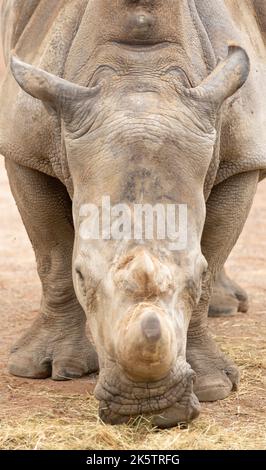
(94, 361, 198, 425)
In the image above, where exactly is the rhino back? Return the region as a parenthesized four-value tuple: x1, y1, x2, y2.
(1, 0, 266, 185)
(1, 0, 88, 74)
(203, 0, 266, 182)
(1, 0, 40, 64)
(0, 0, 88, 184)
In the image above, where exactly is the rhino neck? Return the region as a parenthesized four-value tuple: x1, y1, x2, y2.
(64, 0, 216, 86)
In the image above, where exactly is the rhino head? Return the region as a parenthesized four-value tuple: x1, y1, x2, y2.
(10, 34, 249, 426)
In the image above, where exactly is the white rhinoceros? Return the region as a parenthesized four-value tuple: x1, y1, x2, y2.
(0, 0, 265, 427)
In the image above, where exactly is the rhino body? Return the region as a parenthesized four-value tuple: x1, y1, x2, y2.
(0, 0, 265, 427)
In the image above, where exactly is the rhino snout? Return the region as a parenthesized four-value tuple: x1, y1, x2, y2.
(115, 303, 178, 382)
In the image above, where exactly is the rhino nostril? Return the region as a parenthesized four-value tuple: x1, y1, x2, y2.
(141, 312, 161, 342)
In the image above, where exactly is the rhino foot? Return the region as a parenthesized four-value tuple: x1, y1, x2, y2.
(8, 315, 98, 380)
(209, 268, 248, 317)
(187, 335, 239, 402)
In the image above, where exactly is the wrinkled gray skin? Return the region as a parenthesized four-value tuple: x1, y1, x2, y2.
(0, 0, 265, 428)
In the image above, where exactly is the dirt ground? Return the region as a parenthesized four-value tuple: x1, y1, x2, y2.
(0, 158, 265, 450)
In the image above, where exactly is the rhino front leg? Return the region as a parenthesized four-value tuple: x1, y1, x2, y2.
(187, 170, 259, 401)
(208, 267, 249, 317)
(5, 160, 98, 380)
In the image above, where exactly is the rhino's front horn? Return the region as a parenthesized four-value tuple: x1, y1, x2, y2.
(187, 45, 250, 110)
(141, 311, 162, 342)
(116, 304, 177, 382)
(10, 55, 99, 112)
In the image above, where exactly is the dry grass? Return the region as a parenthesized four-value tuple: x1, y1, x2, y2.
(0, 336, 265, 451)
(0, 393, 265, 450)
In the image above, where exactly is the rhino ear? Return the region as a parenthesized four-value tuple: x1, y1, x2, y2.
(10, 55, 99, 112)
(187, 46, 250, 110)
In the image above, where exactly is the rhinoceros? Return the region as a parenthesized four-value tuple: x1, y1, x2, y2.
(0, 0, 265, 428)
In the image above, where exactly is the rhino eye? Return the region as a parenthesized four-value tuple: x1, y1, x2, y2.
(76, 268, 84, 280)
(76, 268, 86, 296)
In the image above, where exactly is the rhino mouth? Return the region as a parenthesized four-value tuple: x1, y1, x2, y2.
(94, 361, 200, 428)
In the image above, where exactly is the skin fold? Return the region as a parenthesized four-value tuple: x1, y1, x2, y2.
(0, 0, 265, 427)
